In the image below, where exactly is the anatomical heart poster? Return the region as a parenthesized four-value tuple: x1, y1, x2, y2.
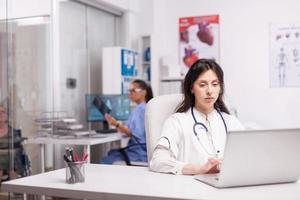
(179, 15, 219, 76)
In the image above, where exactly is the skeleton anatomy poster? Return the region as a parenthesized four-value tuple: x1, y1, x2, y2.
(270, 22, 300, 87)
(179, 15, 219, 76)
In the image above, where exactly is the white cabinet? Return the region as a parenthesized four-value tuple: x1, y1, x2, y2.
(102, 47, 138, 94)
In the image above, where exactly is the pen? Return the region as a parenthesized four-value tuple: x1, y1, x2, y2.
(216, 150, 221, 171)
(65, 147, 74, 162)
(216, 150, 220, 159)
(82, 153, 88, 161)
(74, 152, 79, 162)
(69, 147, 74, 162)
(64, 154, 71, 162)
(65, 147, 70, 161)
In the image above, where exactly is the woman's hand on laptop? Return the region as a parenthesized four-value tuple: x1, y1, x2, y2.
(182, 158, 222, 175)
(204, 157, 221, 174)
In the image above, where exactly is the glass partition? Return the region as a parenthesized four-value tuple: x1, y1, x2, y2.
(57, 1, 117, 129)
(53, 0, 118, 168)
(0, 0, 9, 185)
(0, 0, 121, 183)
(0, 15, 51, 176)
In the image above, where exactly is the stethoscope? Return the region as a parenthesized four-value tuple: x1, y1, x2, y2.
(191, 107, 228, 157)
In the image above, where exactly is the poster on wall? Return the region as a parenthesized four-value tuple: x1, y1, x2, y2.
(121, 48, 138, 94)
(179, 15, 219, 76)
(121, 48, 138, 76)
(270, 22, 300, 87)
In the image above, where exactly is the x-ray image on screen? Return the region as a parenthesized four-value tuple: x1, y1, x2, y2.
(92, 96, 112, 116)
(86, 94, 131, 122)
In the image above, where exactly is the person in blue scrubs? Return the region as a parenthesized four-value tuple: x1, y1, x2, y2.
(100, 79, 153, 164)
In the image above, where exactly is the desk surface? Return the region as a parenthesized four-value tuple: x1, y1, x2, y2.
(2, 164, 300, 200)
(25, 133, 121, 145)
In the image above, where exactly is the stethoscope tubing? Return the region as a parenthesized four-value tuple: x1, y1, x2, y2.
(191, 107, 227, 135)
(158, 107, 228, 153)
(191, 107, 228, 156)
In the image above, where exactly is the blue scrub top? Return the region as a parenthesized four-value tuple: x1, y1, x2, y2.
(126, 102, 147, 162)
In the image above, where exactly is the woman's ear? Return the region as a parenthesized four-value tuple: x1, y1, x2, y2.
(190, 86, 194, 94)
(219, 88, 223, 95)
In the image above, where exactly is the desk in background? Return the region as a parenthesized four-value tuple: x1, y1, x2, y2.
(24, 133, 121, 172)
(2, 164, 300, 200)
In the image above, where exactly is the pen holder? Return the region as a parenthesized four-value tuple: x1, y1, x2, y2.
(65, 161, 86, 184)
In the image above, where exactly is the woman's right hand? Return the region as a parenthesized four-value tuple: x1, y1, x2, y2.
(202, 157, 221, 174)
(182, 157, 221, 175)
(104, 113, 118, 126)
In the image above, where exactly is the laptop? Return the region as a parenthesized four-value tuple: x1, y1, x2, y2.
(194, 128, 300, 188)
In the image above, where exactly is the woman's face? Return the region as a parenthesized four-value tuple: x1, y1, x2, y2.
(191, 69, 221, 113)
(128, 83, 146, 103)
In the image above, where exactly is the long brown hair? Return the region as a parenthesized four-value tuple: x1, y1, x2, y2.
(176, 59, 230, 114)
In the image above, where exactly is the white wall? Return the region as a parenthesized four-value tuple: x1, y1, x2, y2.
(135, 0, 152, 36)
(95, 0, 129, 11)
(150, 0, 300, 128)
(0, 0, 6, 19)
(0, 0, 51, 19)
(5, 0, 299, 129)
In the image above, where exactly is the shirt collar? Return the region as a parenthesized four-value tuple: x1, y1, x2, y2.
(189, 107, 217, 121)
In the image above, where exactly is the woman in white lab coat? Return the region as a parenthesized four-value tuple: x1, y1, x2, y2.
(149, 59, 244, 175)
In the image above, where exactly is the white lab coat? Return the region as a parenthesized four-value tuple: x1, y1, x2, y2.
(149, 108, 244, 174)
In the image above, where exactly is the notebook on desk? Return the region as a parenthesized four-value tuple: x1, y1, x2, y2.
(194, 128, 300, 188)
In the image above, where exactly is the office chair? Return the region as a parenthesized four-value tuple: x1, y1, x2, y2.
(116, 142, 147, 166)
(145, 93, 183, 163)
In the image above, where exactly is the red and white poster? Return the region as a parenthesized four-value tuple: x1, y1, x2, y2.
(179, 15, 220, 75)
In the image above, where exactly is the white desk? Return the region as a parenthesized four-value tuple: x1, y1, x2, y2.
(2, 164, 300, 200)
(25, 134, 121, 172)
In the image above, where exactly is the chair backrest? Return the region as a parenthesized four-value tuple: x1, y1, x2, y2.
(145, 93, 183, 163)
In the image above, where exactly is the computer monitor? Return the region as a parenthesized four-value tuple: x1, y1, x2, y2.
(86, 94, 131, 122)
